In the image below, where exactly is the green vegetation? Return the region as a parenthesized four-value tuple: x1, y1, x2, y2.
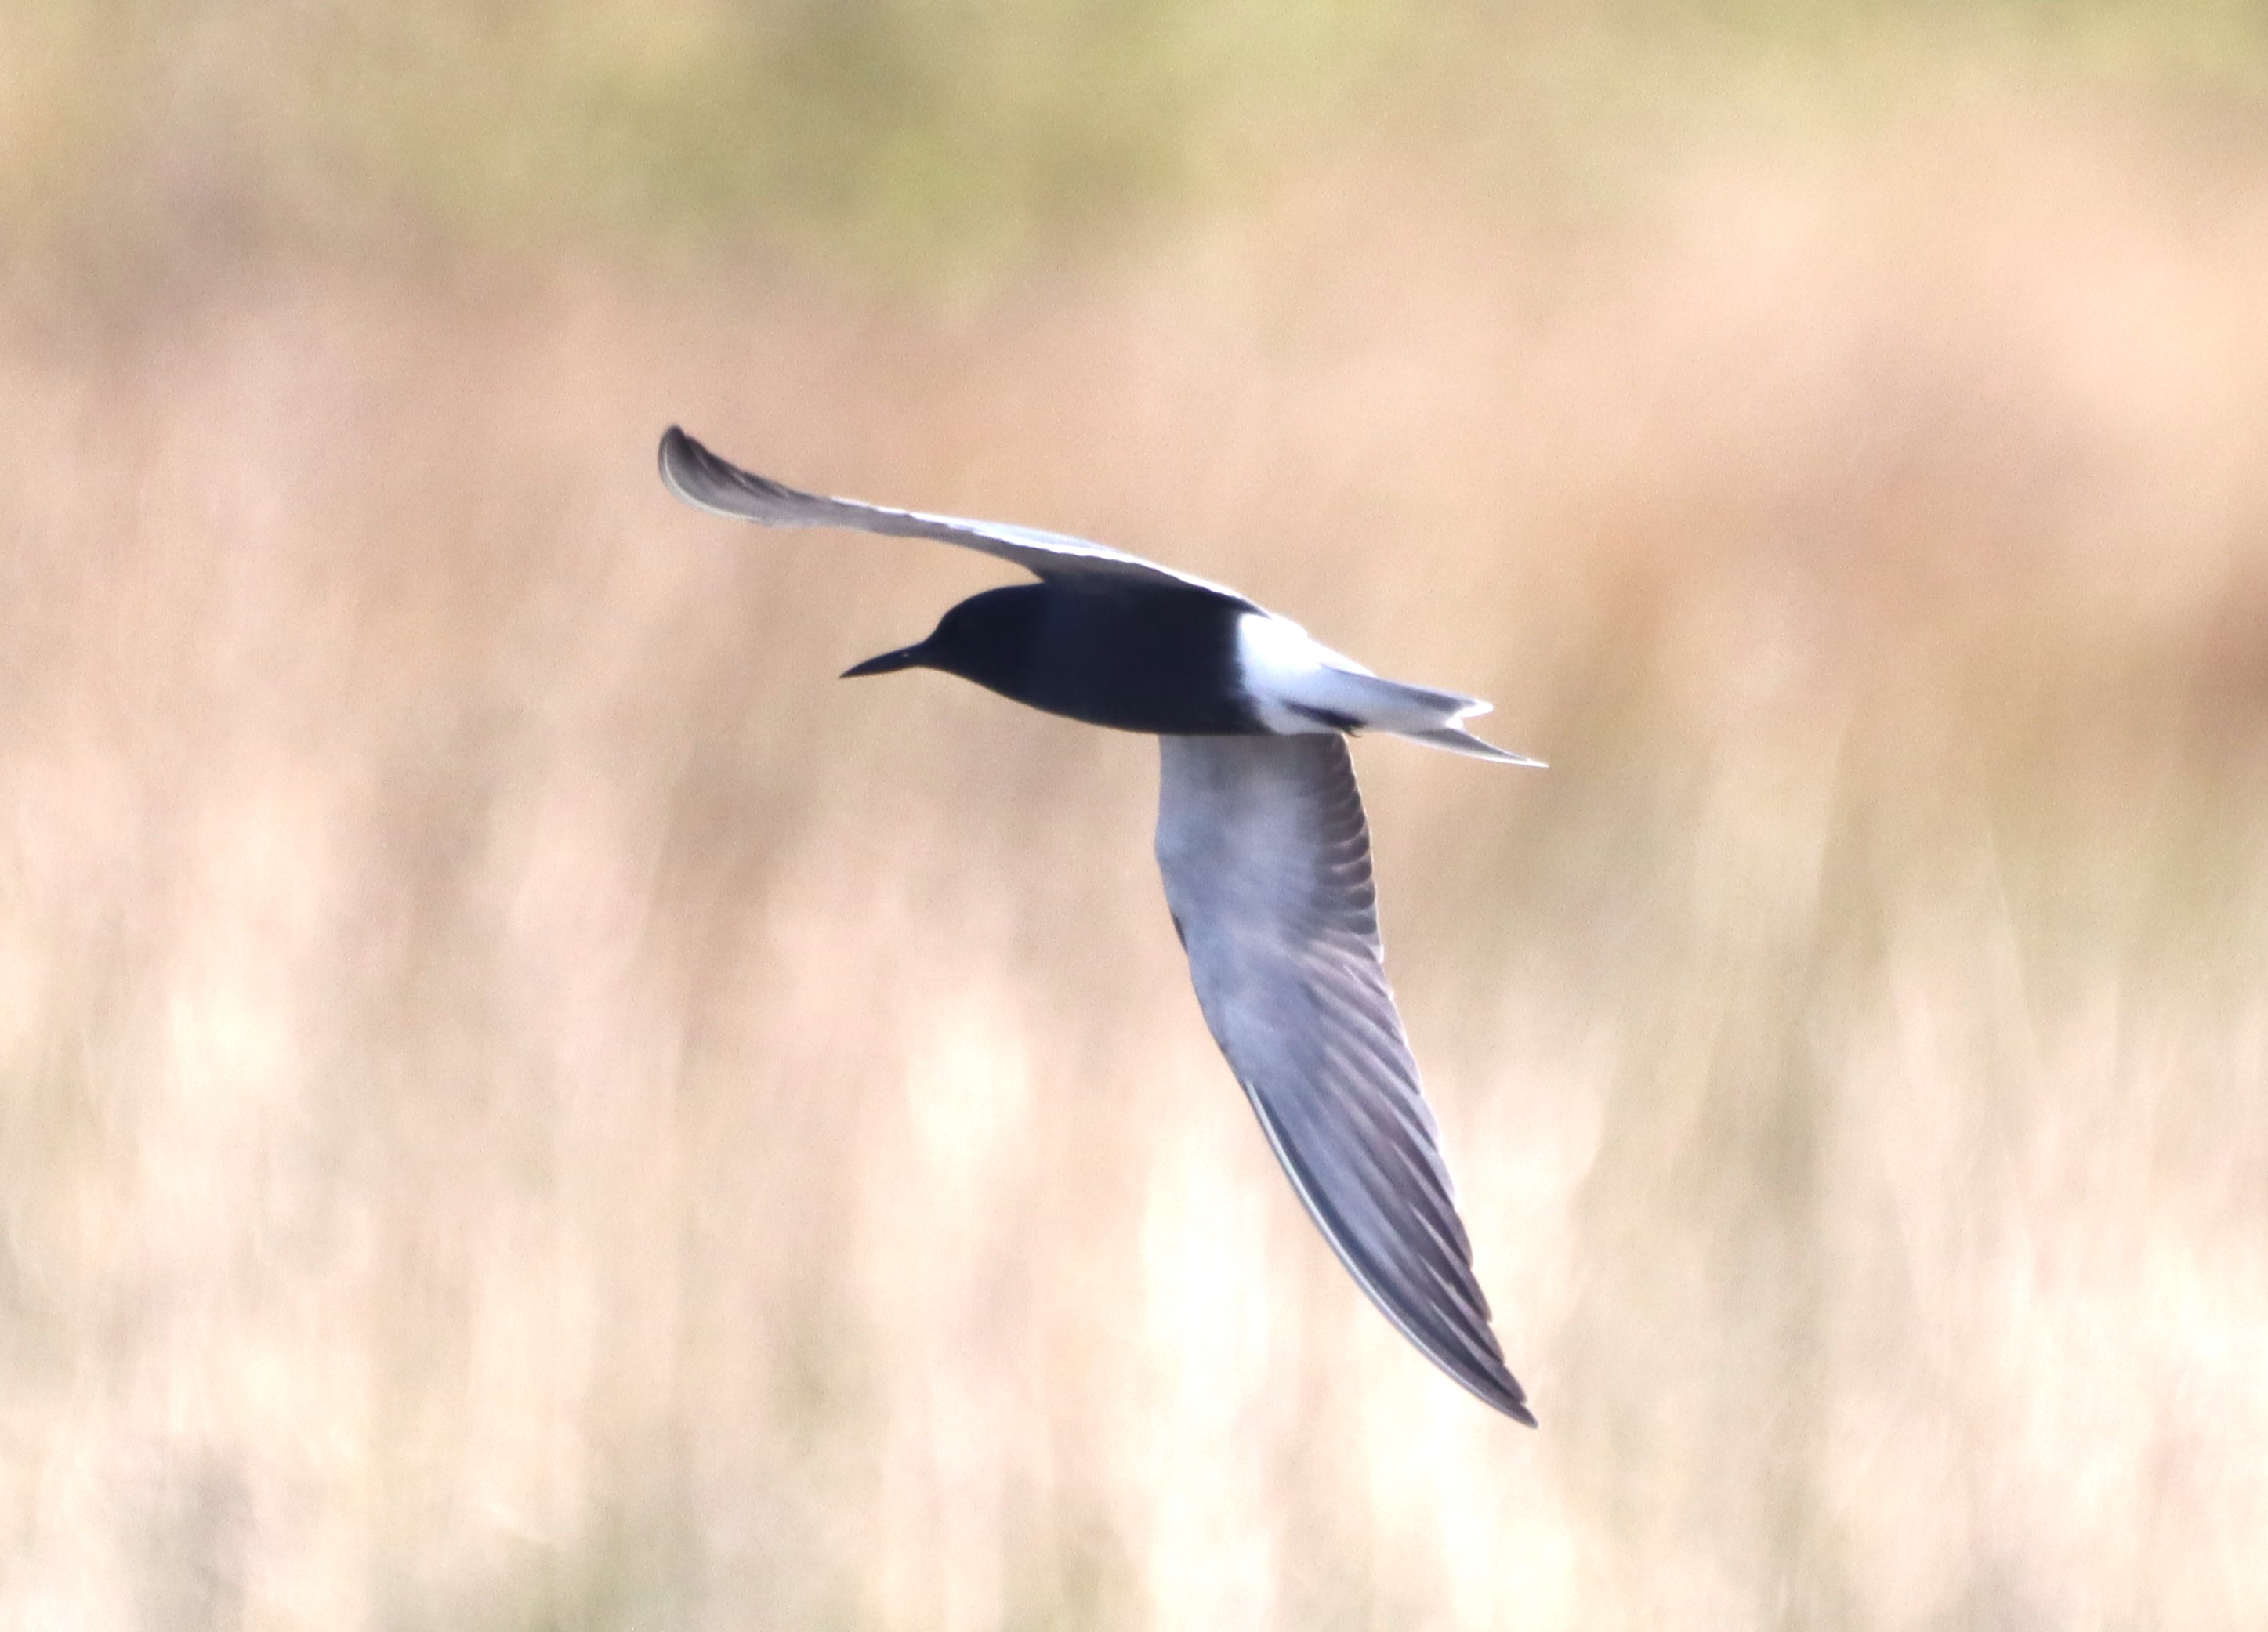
(9, 0, 2268, 293)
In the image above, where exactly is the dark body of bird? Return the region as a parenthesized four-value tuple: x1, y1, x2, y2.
(857, 582, 1266, 736)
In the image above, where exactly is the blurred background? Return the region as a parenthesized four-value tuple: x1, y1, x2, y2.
(5, 2, 2268, 1627)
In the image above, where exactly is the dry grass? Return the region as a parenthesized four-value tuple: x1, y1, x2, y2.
(4, 52, 2268, 1632)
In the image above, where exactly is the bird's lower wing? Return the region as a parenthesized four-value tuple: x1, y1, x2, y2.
(658, 428, 1246, 600)
(1154, 734, 1532, 1423)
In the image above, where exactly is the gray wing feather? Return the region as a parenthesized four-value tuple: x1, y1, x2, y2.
(659, 428, 1246, 599)
(1155, 734, 1533, 1423)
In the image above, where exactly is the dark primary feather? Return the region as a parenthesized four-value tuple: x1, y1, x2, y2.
(1154, 734, 1532, 1423)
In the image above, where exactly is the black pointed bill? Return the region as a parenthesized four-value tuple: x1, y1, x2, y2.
(841, 645, 926, 678)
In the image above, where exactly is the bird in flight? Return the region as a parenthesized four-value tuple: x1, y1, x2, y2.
(658, 427, 1543, 1423)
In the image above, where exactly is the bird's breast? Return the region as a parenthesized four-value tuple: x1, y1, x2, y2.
(1008, 589, 1263, 736)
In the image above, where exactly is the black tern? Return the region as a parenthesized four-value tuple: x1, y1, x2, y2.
(658, 426, 1544, 1424)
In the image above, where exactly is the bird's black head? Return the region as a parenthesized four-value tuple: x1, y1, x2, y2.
(841, 584, 1045, 699)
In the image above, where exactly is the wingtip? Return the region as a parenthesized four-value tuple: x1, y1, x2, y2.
(657, 426, 822, 523)
(657, 424, 703, 503)
(1426, 1340, 1534, 1423)
(1463, 1360, 1538, 1425)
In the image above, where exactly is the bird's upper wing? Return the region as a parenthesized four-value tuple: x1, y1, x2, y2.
(1154, 734, 1532, 1423)
(659, 428, 1248, 600)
